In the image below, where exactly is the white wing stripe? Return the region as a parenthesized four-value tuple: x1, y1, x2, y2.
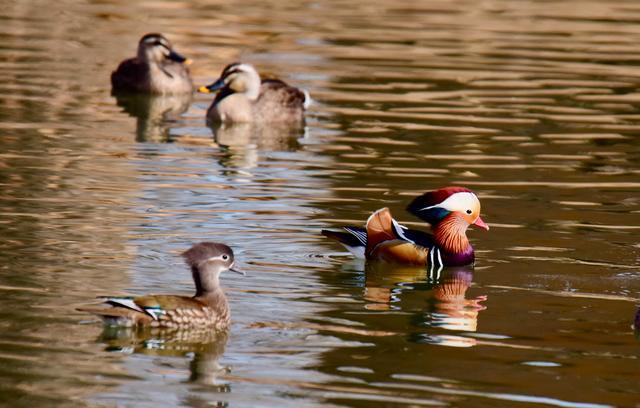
(392, 219, 414, 243)
(106, 298, 145, 313)
(345, 228, 367, 246)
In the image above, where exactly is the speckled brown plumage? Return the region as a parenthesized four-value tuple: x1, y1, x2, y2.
(79, 242, 241, 330)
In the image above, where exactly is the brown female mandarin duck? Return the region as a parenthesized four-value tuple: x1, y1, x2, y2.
(111, 33, 193, 95)
(322, 187, 489, 271)
(79, 243, 243, 330)
(198, 62, 309, 124)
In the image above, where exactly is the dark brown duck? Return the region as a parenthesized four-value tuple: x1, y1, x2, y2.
(111, 33, 193, 95)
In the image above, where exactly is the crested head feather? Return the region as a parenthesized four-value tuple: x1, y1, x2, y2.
(408, 187, 472, 212)
(181, 242, 234, 267)
(407, 186, 474, 225)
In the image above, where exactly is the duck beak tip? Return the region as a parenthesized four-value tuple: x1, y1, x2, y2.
(230, 267, 246, 276)
(474, 216, 489, 231)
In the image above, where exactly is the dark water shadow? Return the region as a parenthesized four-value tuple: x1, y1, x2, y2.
(113, 92, 192, 143)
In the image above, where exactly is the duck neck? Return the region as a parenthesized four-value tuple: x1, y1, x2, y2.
(244, 70, 261, 101)
(192, 265, 222, 298)
(433, 214, 472, 255)
(245, 80, 260, 101)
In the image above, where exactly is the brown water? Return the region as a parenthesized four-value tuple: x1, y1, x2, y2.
(1, 0, 640, 406)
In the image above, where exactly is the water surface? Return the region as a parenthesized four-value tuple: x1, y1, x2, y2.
(1, 0, 639, 406)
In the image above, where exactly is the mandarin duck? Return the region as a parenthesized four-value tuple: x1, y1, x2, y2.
(322, 187, 489, 271)
(198, 63, 310, 124)
(111, 33, 193, 95)
(79, 242, 242, 330)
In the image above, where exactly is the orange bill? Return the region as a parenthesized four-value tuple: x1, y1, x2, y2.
(473, 216, 489, 230)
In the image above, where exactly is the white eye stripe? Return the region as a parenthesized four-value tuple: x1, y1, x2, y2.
(421, 192, 479, 213)
(205, 254, 231, 262)
(143, 38, 170, 49)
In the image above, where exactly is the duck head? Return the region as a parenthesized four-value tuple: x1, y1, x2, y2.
(198, 62, 261, 100)
(137, 33, 191, 65)
(407, 186, 489, 231)
(182, 242, 243, 296)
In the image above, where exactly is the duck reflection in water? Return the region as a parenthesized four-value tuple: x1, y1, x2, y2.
(363, 262, 429, 310)
(99, 325, 230, 388)
(633, 307, 640, 340)
(211, 123, 305, 169)
(363, 262, 487, 346)
(113, 92, 192, 142)
(410, 267, 487, 347)
(425, 267, 487, 332)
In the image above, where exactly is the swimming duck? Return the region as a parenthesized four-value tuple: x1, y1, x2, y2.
(322, 187, 489, 270)
(198, 62, 309, 124)
(78, 242, 243, 330)
(111, 33, 193, 95)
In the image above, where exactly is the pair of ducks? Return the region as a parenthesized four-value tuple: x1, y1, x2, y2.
(111, 33, 309, 124)
(82, 187, 488, 330)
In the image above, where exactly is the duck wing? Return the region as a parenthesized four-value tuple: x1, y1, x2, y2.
(257, 79, 308, 120)
(322, 209, 436, 266)
(111, 58, 148, 92)
(365, 208, 430, 265)
(79, 295, 204, 326)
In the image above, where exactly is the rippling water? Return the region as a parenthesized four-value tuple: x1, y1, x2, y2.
(1, 0, 639, 406)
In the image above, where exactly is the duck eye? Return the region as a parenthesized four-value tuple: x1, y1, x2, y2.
(466, 209, 472, 214)
(222, 254, 229, 260)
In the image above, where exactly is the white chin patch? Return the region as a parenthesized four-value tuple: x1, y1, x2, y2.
(425, 192, 479, 213)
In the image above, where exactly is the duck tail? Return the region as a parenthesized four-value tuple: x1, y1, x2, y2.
(76, 306, 147, 327)
(321, 229, 366, 259)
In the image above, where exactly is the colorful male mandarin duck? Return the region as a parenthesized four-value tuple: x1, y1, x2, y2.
(322, 187, 489, 270)
(198, 62, 310, 124)
(111, 33, 193, 95)
(79, 243, 243, 330)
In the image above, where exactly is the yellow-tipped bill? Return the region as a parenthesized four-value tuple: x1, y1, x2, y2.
(198, 78, 226, 94)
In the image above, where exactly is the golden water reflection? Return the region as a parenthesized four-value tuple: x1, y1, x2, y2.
(363, 263, 487, 346)
(99, 327, 230, 387)
(1, 0, 640, 406)
(113, 93, 192, 143)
